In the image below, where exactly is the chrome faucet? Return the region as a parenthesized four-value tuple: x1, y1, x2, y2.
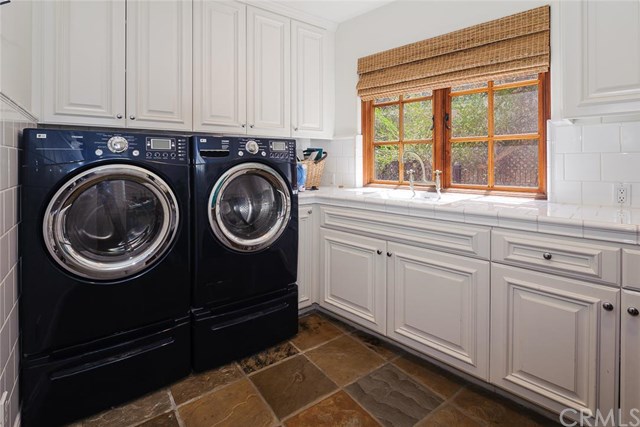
(408, 169, 416, 198)
(403, 151, 442, 200)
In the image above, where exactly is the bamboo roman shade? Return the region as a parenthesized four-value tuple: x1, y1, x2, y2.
(357, 6, 550, 100)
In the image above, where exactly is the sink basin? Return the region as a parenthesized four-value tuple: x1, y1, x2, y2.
(369, 189, 440, 201)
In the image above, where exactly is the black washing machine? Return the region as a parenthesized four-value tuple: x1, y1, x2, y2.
(191, 135, 298, 372)
(20, 129, 191, 426)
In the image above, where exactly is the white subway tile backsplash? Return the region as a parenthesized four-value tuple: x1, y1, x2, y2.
(582, 182, 615, 206)
(552, 125, 581, 153)
(601, 152, 640, 182)
(551, 180, 582, 204)
(582, 124, 620, 153)
(564, 153, 601, 181)
(621, 123, 640, 152)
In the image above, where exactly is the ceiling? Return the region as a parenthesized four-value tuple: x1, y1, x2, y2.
(276, 0, 396, 24)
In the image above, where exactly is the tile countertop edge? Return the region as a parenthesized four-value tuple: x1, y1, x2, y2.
(298, 188, 640, 246)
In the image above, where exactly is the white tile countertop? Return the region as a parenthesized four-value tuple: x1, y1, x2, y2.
(298, 187, 640, 245)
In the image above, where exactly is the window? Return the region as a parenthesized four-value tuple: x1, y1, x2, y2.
(363, 73, 549, 196)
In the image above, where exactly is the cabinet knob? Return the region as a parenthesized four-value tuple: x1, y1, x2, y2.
(376, 250, 382, 255)
(307, 209, 312, 214)
(603, 302, 614, 311)
(129, 115, 136, 120)
(116, 114, 123, 119)
(241, 124, 246, 128)
(294, 127, 298, 131)
(543, 252, 552, 260)
(249, 124, 254, 128)
(628, 307, 639, 316)
(387, 252, 392, 257)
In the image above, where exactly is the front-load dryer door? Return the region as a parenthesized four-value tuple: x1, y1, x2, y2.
(209, 162, 291, 252)
(44, 164, 179, 281)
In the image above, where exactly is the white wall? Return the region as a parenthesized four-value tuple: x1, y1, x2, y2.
(333, 0, 557, 138)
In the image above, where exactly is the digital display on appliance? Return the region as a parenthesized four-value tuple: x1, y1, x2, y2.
(150, 138, 173, 150)
(272, 141, 287, 151)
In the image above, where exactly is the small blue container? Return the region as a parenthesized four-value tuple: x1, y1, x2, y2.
(296, 163, 307, 191)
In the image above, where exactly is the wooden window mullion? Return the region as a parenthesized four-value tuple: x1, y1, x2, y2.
(398, 96, 405, 183)
(487, 81, 495, 189)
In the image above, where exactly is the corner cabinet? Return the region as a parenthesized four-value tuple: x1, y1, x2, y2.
(491, 264, 619, 420)
(41, 0, 192, 130)
(561, 0, 640, 118)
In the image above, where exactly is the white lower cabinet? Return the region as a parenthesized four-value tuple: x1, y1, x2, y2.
(387, 242, 490, 379)
(319, 228, 386, 333)
(491, 264, 619, 420)
(297, 206, 315, 309)
(621, 290, 640, 425)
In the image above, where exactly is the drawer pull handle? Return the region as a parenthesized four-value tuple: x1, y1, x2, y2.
(628, 307, 639, 316)
(376, 250, 382, 255)
(542, 252, 552, 260)
(603, 302, 614, 311)
(387, 252, 392, 257)
(307, 209, 312, 214)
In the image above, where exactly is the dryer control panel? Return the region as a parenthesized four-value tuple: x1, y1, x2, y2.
(194, 136, 295, 163)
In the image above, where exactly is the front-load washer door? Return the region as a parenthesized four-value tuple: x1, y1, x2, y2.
(44, 164, 179, 281)
(209, 162, 291, 252)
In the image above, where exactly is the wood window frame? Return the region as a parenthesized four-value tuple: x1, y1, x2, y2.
(363, 72, 550, 197)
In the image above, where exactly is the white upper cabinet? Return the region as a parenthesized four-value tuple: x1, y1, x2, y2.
(193, 0, 246, 133)
(42, 0, 126, 127)
(291, 21, 334, 138)
(562, 0, 640, 118)
(247, 7, 291, 137)
(126, 0, 192, 130)
(42, 0, 192, 130)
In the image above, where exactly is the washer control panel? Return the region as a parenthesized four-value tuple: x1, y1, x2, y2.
(86, 132, 188, 163)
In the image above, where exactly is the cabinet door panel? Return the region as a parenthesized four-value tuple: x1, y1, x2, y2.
(193, 0, 246, 133)
(247, 7, 290, 137)
(292, 21, 331, 138)
(298, 207, 314, 309)
(562, 1, 640, 117)
(491, 264, 618, 418)
(319, 228, 385, 333)
(43, 0, 125, 126)
(126, 0, 192, 130)
(622, 290, 640, 425)
(387, 242, 489, 379)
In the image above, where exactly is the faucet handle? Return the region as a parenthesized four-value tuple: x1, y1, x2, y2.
(408, 169, 415, 178)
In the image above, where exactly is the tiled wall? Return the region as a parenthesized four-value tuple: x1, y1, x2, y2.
(296, 138, 358, 189)
(550, 120, 640, 207)
(0, 96, 35, 427)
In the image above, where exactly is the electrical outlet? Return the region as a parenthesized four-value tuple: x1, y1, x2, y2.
(615, 183, 631, 206)
(0, 391, 7, 427)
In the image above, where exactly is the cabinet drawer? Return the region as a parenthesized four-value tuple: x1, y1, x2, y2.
(492, 229, 620, 285)
(623, 249, 640, 290)
(320, 206, 490, 259)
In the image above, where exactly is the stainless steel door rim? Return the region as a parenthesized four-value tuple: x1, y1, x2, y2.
(43, 164, 179, 280)
(208, 162, 291, 252)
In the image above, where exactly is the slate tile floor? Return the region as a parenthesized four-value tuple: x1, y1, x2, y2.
(72, 311, 559, 427)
